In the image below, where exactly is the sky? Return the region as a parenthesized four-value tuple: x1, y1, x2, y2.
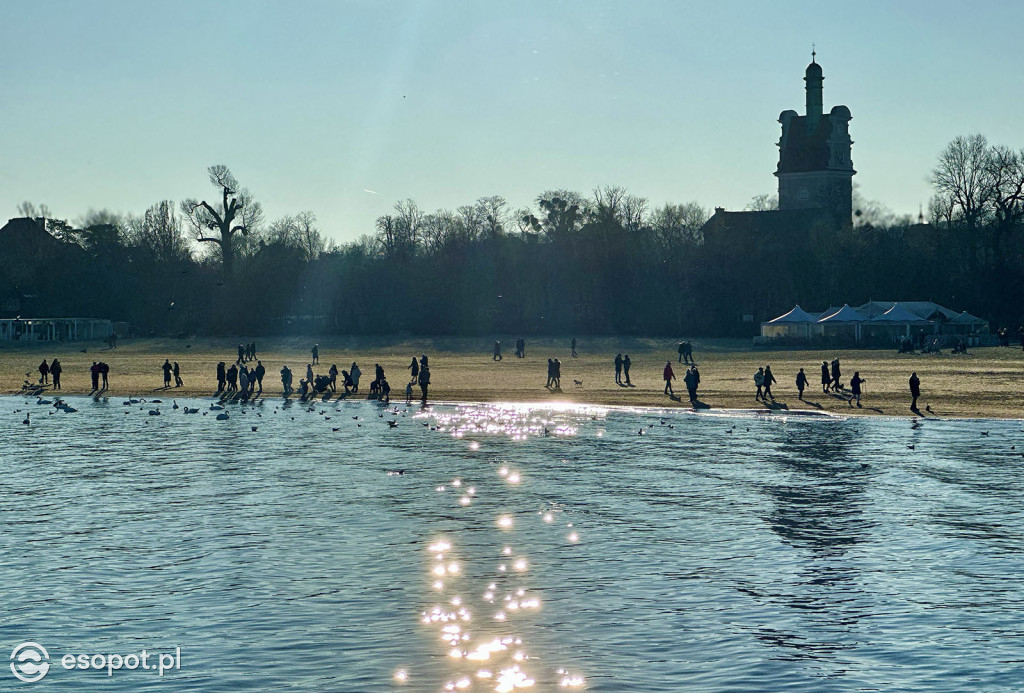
(3, 0, 1023, 243)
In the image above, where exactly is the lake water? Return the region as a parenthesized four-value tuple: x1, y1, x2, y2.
(2, 396, 1023, 691)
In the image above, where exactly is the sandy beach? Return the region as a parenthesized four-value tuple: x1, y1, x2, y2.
(3, 336, 1022, 419)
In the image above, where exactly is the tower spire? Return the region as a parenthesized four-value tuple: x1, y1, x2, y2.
(812, 43, 816, 64)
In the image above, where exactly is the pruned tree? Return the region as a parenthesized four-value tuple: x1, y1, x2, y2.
(180, 165, 263, 274)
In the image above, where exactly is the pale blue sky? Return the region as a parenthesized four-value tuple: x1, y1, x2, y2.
(3, 0, 1021, 242)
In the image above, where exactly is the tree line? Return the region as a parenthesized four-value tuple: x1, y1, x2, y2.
(6, 133, 1024, 337)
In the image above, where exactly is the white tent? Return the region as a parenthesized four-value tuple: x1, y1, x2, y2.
(863, 303, 931, 340)
(817, 304, 866, 340)
(761, 305, 820, 338)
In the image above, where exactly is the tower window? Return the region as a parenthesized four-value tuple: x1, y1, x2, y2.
(798, 188, 809, 201)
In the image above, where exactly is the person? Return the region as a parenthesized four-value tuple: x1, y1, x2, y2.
(850, 371, 865, 408)
(622, 354, 632, 386)
(109, 332, 117, 348)
(754, 367, 765, 401)
(306, 363, 314, 385)
(614, 354, 623, 385)
(162, 359, 173, 387)
(405, 380, 413, 403)
(312, 343, 320, 365)
(677, 342, 685, 363)
(762, 365, 777, 402)
(341, 370, 354, 395)
(352, 363, 363, 392)
(796, 368, 808, 399)
(254, 361, 265, 393)
(553, 358, 561, 389)
(418, 363, 430, 403)
(380, 378, 391, 404)
(328, 364, 339, 392)
(281, 365, 293, 396)
(493, 340, 502, 361)
(821, 361, 831, 393)
(251, 342, 258, 360)
(90, 362, 100, 391)
(684, 365, 699, 403)
(38, 359, 49, 384)
(518, 338, 525, 358)
(571, 337, 577, 358)
(909, 372, 921, 411)
(546, 359, 555, 388)
(298, 378, 309, 399)
(239, 366, 249, 396)
(226, 363, 238, 392)
(420, 354, 429, 370)
(663, 361, 675, 396)
(50, 358, 62, 390)
(682, 341, 693, 364)
(831, 358, 842, 391)
(217, 362, 227, 393)
(238, 344, 245, 363)
(409, 357, 419, 383)
(100, 362, 109, 389)
(173, 361, 183, 387)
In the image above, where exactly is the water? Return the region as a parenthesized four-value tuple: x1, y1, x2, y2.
(2, 396, 1024, 691)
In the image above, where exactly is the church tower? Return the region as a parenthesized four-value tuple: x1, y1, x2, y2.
(775, 54, 855, 226)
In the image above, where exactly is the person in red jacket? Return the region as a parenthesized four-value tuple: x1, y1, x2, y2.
(663, 361, 675, 396)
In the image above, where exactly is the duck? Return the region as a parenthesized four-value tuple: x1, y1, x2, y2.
(210, 404, 224, 411)
(387, 420, 398, 428)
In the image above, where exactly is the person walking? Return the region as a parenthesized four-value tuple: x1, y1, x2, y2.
(306, 363, 314, 385)
(796, 368, 808, 400)
(312, 344, 319, 365)
(281, 365, 293, 396)
(493, 340, 502, 361)
(328, 364, 339, 392)
(614, 354, 623, 385)
(831, 358, 842, 391)
(754, 367, 765, 401)
(663, 361, 675, 396)
(254, 361, 265, 393)
(553, 358, 561, 389)
(351, 363, 362, 392)
(217, 362, 227, 393)
(909, 372, 921, 411)
(50, 359, 62, 390)
(173, 361, 183, 387)
(821, 361, 831, 393)
(687, 365, 701, 402)
(546, 359, 554, 388)
(677, 342, 685, 363)
(226, 363, 238, 392)
(418, 364, 430, 403)
(762, 365, 777, 402)
(850, 371, 865, 408)
(409, 357, 419, 383)
(239, 366, 250, 395)
(38, 359, 50, 385)
(622, 354, 632, 386)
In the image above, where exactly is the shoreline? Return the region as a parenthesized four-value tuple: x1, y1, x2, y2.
(4, 336, 1023, 420)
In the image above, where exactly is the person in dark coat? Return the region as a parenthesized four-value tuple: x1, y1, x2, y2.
(622, 355, 632, 386)
(754, 367, 765, 401)
(312, 344, 319, 365)
(39, 360, 49, 384)
(831, 358, 842, 391)
(418, 364, 430, 403)
(409, 357, 419, 382)
(762, 365, 777, 402)
(254, 361, 265, 393)
(685, 365, 700, 402)
(821, 361, 831, 393)
(280, 365, 293, 396)
(677, 342, 685, 363)
(238, 344, 245, 362)
(162, 359, 173, 387)
(663, 361, 675, 396)
(328, 364, 338, 392)
(553, 358, 561, 389)
(173, 361, 183, 387)
(909, 372, 921, 411)
(849, 372, 865, 408)
(571, 337, 577, 358)
(50, 359, 62, 390)
(796, 368, 808, 399)
(99, 362, 109, 389)
(226, 363, 238, 392)
(217, 362, 227, 393)
(614, 354, 623, 385)
(546, 359, 554, 388)
(90, 362, 100, 391)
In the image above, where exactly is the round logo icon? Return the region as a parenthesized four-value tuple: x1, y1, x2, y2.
(10, 643, 50, 683)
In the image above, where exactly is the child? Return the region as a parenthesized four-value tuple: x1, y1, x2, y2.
(405, 381, 413, 403)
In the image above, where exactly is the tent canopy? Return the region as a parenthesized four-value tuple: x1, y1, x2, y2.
(949, 310, 987, 324)
(870, 303, 929, 323)
(767, 305, 819, 324)
(818, 304, 866, 323)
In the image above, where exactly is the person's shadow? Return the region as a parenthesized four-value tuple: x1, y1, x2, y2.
(798, 397, 824, 409)
(690, 398, 710, 409)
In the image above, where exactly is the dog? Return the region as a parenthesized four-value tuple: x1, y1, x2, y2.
(573, 379, 583, 388)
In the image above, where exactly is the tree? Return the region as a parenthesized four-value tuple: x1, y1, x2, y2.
(17, 201, 52, 219)
(180, 165, 263, 275)
(745, 193, 778, 211)
(125, 201, 191, 264)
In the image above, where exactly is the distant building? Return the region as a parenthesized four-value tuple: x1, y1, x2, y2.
(775, 54, 855, 225)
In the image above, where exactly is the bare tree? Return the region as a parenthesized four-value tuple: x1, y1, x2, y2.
(125, 201, 191, 263)
(17, 201, 52, 219)
(744, 193, 778, 212)
(931, 134, 992, 229)
(180, 165, 263, 275)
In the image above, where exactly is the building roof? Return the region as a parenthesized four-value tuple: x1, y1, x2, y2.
(870, 303, 929, 323)
(857, 300, 959, 321)
(948, 310, 988, 325)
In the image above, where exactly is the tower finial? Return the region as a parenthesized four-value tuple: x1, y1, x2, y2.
(812, 43, 816, 63)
